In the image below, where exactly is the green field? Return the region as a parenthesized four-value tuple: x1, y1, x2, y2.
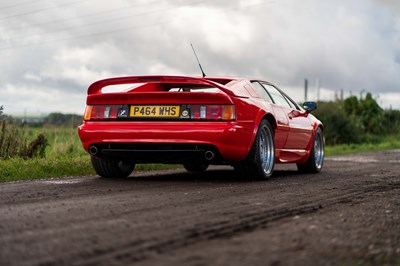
(0, 126, 399, 182)
(325, 136, 400, 156)
(0, 126, 182, 182)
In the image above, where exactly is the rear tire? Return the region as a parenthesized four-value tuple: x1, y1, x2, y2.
(91, 156, 135, 178)
(297, 127, 324, 173)
(183, 163, 209, 173)
(234, 119, 275, 180)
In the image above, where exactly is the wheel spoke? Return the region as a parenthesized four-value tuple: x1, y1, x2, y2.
(314, 132, 324, 169)
(259, 126, 274, 175)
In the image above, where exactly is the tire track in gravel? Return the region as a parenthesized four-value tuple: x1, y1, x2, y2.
(2, 151, 399, 266)
(67, 178, 400, 266)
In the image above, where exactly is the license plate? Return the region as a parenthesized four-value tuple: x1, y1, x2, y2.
(130, 105, 180, 118)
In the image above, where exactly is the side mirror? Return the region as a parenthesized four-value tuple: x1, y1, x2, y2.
(302, 101, 317, 113)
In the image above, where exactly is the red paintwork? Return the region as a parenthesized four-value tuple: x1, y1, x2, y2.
(78, 75, 323, 164)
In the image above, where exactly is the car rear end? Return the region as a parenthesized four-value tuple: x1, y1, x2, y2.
(78, 76, 255, 165)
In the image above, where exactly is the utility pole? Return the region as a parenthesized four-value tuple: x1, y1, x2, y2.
(316, 78, 320, 102)
(304, 79, 308, 102)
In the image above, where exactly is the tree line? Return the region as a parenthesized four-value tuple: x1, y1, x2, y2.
(43, 113, 83, 127)
(313, 93, 400, 145)
(0, 110, 83, 128)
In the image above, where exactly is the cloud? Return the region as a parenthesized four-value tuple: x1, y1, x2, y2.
(0, 0, 399, 114)
(3, 82, 85, 114)
(375, 0, 400, 11)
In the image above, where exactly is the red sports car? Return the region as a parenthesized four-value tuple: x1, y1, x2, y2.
(78, 75, 324, 180)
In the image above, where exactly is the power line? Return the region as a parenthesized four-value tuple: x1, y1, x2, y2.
(0, 0, 280, 51)
(0, 0, 209, 51)
(0, 0, 92, 21)
(0, 19, 171, 52)
(1, 0, 208, 47)
(5, 0, 164, 34)
(0, 0, 49, 10)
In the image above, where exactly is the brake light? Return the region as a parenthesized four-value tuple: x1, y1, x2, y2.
(189, 105, 235, 120)
(84, 105, 119, 121)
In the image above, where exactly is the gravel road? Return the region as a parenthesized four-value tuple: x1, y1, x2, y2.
(1, 150, 400, 266)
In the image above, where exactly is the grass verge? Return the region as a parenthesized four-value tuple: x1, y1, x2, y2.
(0, 126, 183, 182)
(325, 136, 400, 156)
(0, 155, 181, 182)
(0, 156, 93, 182)
(1, 130, 399, 182)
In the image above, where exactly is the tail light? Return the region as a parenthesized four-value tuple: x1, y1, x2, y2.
(189, 105, 235, 120)
(84, 104, 236, 121)
(84, 105, 120, 121)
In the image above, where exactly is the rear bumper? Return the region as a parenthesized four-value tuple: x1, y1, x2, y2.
(87, 143, 219, 164)
(78, 121, 254, 163)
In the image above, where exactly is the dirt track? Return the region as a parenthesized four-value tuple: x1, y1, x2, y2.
(1, 150, 400, 266)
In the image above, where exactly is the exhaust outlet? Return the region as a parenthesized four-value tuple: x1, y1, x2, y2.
(205, 151, 215, 161)
(89, 146, 98, 156)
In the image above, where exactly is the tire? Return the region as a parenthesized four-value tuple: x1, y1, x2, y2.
(90, 156, 135, 178)
(234, 119, 275, 180)
(183, 163, 209, 173)
(297, 127, 324, 173)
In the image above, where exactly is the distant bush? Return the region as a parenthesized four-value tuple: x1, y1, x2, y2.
(382, 109, 400, 135)
(315, 93, 399, 145)
(343, 93, 385, 135)
(314, 101, 363, 145)
(44, 113, 83, 127)
(0, 107, 48, 160)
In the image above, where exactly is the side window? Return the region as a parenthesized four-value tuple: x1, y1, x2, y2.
(250, 81, 273, 102)
(282, 94, 300, 110)
(261, 83, 292, 108)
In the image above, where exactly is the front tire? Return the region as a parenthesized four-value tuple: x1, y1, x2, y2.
(297, 127, 324, 173)
(234, 119, 275, 180)
(91, 156, 135, 178)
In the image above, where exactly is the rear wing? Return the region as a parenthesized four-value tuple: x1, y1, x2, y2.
(87, 75, 238, 97)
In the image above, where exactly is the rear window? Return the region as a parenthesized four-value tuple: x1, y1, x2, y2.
(205, 78, 234, 85)
(102, 83, 145, 93)
(168, 87, 220, 93)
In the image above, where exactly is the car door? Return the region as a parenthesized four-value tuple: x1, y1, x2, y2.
(260, 82, 313, 151)
(249, 81, 289, 150)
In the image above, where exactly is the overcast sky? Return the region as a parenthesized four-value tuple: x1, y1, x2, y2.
(1, 0, 399, 115)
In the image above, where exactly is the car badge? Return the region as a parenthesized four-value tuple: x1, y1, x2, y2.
(118, 106, 128, 118)
(181, 110, 189, 117)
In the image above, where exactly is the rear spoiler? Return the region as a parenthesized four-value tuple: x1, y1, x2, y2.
(87, 75, 237, 97)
